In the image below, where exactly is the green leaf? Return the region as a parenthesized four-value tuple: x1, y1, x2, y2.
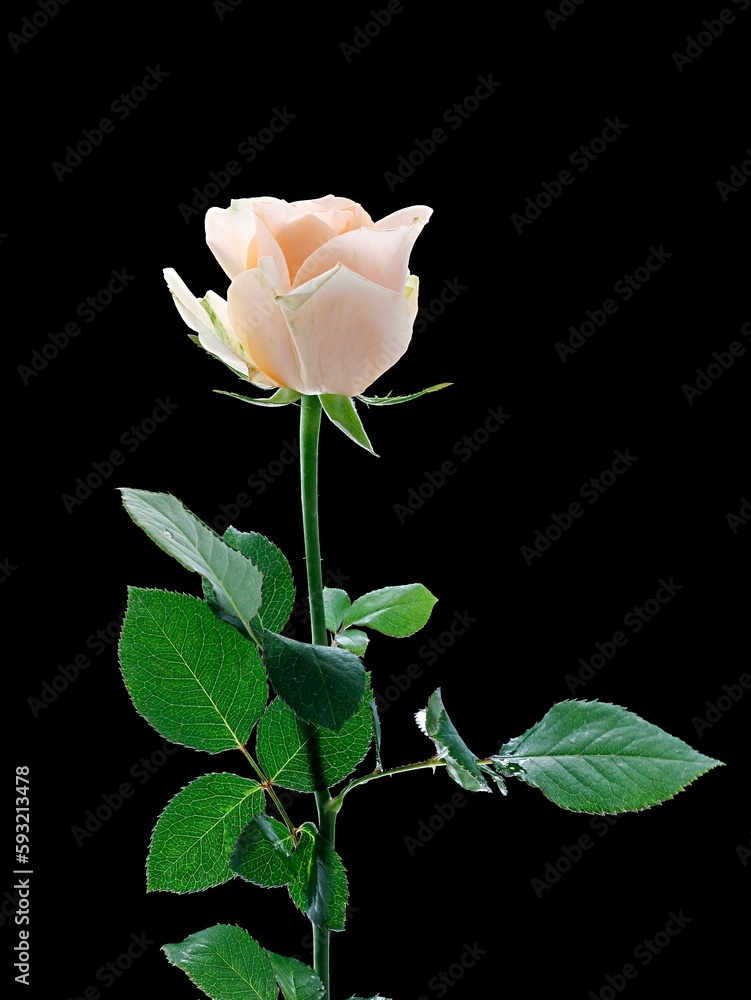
(320, 394, 377, 455)
(119, 489, 263, 636)
(341, 584, 437, 637)
(416, 689, 491, 793)
(224, 529, 295, 633)
(147, 773, 264, 892)
(370, 699, 383, 772)
(216, 387, 302, 406)
(261, 629, 367, 731)
(323, 588, 351, 632)
(119, 588, 267, 753)
(267, 952, 325, 1000)
(163, 924, 276, 1000)
(288, 823, 348, 932)
(334, 629, 369, 657)
(492, 700, 724, 814)
(358, 382, 452, 406)
(257, 694, 373, 792)
(230, 815, 296, 888)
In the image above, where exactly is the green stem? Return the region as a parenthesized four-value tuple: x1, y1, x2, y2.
(333, 757, 448, 808)
(300, 394, 334, 999)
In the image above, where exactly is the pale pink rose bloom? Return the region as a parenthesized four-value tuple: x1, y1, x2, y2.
(165, 195, 432, 397)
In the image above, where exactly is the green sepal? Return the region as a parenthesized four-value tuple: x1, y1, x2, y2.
(163, 924, 276, 1000)
(215, 387, 302, 406)
(319, 394, 377, 455)
(492, 700, 724, 814)
(357, 383, 452, 406)
(416, 688, 491, 793)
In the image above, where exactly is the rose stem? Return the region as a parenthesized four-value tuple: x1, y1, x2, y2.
(300, 393, 336, 999)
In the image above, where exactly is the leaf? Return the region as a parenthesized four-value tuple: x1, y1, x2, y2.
(262, 629, 367, 731)
(323, 588, 351, 632)
(416, 689, 491, 793)
(370, 699, 383, 772)
(492, 700, 724, 814)
(267, 952, 325, 1000)
(119, 489, 263, 636)
(163, 924, 276, 1000)
(216, 387, 302, 406)
(288, 823, 349, 932)
(358, 382, 452, 405)
(147, 773, 265, 892)
(257, 694, 373, 792)
(334, 629, 369, 657)
(119, 588, 267, 753)
(320, 394, 377, 455)
(230, 815, 296, 888)
(224, 529, 296, 633)
(341, 584, 437, 637)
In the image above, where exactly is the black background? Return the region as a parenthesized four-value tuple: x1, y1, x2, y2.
(3, 2, 749, 998)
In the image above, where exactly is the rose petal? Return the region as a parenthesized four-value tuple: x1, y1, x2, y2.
(275, 263, 420, 396)
(205, 198, 269, 279)
(292, 214, 429, 293)
(227, 267, 304, 391)
(373, 204, 433, 230)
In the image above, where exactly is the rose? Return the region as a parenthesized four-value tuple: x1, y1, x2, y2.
(164, 194, 432, 397)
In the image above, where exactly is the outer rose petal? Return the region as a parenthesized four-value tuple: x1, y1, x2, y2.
(274, 264, 420, 396)
(163, 267, 246, 376)
(227, 267, 305, 390)
(205, 198, 273, 279)
(373, 205, 433, 230)
(292, 214, 429, 293)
